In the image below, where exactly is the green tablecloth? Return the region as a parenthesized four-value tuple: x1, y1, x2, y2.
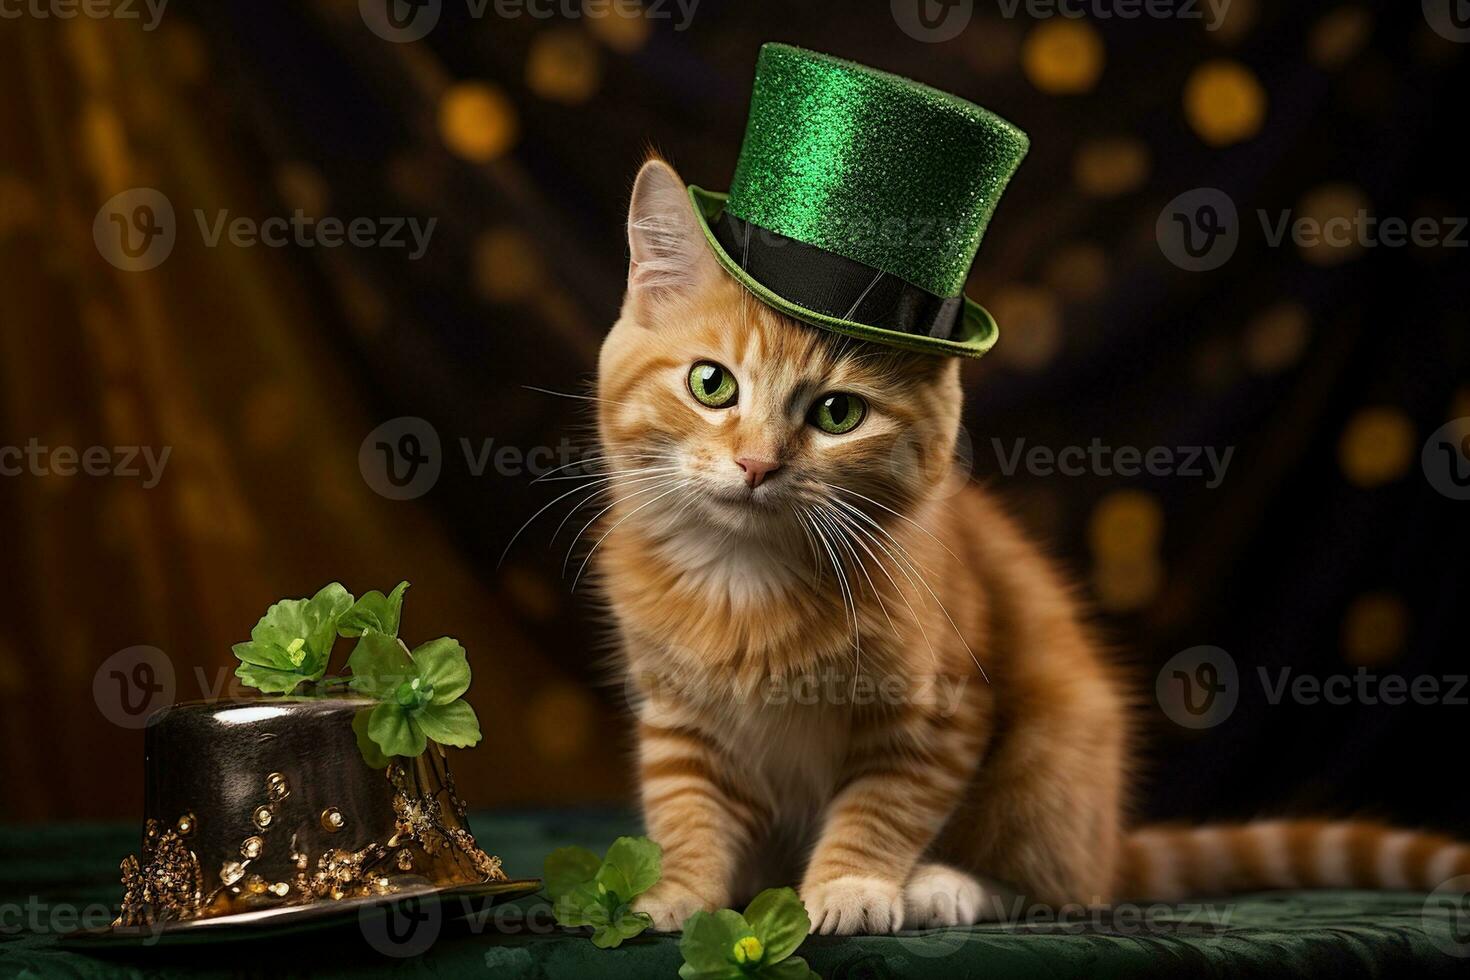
(3, 810, 1468, 978)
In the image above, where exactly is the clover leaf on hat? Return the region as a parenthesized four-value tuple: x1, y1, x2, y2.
(346, 630, 482, 763)
(337, 581, 409, 638)
(230, 583, 354, 694)
(230, 580, 482, 765)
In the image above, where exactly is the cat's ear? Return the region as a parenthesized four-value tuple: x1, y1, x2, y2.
(626, 158, 721, 303)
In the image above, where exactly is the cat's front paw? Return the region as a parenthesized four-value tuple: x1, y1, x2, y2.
(902, 863, 988, 927)
(802, 875, 904, 935)
(633, 881, 718, 932)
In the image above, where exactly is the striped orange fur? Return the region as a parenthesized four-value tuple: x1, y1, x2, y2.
(587, 158, 1469, 935)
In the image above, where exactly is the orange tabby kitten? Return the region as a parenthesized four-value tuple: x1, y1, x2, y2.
(592, 158, 1470, 935)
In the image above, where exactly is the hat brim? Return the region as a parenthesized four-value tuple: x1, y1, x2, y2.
(59, 878, 541, 947)
(688, 186, 998, 358)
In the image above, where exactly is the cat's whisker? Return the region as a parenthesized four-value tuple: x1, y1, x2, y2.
(823, 489, 943, 580)
(563, 475, 688, 576)
(809, 507, 860, 645)
(520, 384, 603, 402)
(807, 505, 859, 658)
(663, 483, 705, 535)
(520, 385, 640, 411)
(790, 507, 824, 584)
(536, 465, 667, 483)
(812, 506, 867, 600)
(828, 495, 989, 682)
(816, 502, 900, 647)
(550, 467, 682, 542)
(813, 504, 900, 696)
(823, 502, 939, 668)
(827, 483, 964, 567)
(499, 471, 637, 567)
(806, 509, 849, 645)
(571, 480, 696, 592)
(501, 465, 680, 567)
(531, 452, 669, 484)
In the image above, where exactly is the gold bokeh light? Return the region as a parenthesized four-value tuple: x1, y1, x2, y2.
(439, 82, 519, 163)
(1184, 59, 1266, 146)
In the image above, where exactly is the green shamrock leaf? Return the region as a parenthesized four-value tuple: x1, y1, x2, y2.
(351, 708, 391, 769)
(231, 583, 353, 694)
(552, 881, 607, 928)
(348, 632, 482, 760)
(679, 889, 818, 980)
(593, 911, 654, 949)
(545, 847, 602, 902)
(345, 630, 416, 700)
(604, 836, 662, 896)
(338, 581, 409, 638)
(410, 637, 472, 704)
(680, 909, 756, 980)
(742, 887, 810, 966)
(544, 836, 661, 948)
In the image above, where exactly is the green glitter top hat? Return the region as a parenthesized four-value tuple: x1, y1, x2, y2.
(689, 43, 1029, 358)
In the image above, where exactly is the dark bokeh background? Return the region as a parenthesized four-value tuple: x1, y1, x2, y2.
(0, 0, 1465, 833)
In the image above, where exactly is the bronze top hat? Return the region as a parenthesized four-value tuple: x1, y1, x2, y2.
(78, 696, 537, 940)
(64, 581, 539, 942)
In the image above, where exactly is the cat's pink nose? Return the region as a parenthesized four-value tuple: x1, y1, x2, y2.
(735, 457, 781, 489)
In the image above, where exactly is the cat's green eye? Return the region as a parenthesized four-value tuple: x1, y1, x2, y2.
(688, 361, 738, 408)
(809, 392, 866, 435)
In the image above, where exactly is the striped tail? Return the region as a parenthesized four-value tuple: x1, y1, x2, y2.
(1120, 821, 1470, 901)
